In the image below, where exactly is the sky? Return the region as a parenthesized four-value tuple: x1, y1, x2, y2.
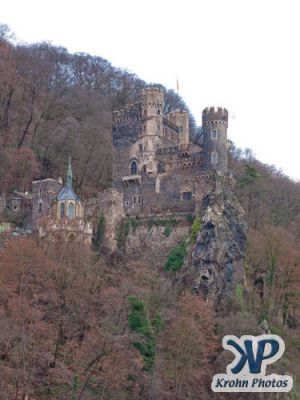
(1, 0, 300, 181)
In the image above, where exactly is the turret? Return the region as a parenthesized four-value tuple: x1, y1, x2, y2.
(166, 109, 189, 145)
(141, 87, 164, 137)
(202, 107, 228, 172)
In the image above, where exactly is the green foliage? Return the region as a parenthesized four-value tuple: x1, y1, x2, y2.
(37, 382, 68, 398)
(124, 220, 131, 237)
(127, 374, 137, 382)
(116, 220, 127, 250)
(133, 340, 156, 371)
(164, 241, 187, 272)
(128, 296, 150, 336)
(128, 295, 144, 311)
(130, 218, 139, 232)
(146, 217, 178, 237)
(93, 214, 105, 251)
(185, 214, 194, 223)
(163, 224, 172, 237)
(238, 164, 262, 188)
(122, 218, 141, 236)
(71, 374, 80, 400)
(147, 217, 178, 231)
(128, 296, 163, 372)
(235, 283, 244, 310)
(116, 217, 178, 250)
(151, 313, 164, 333)
(0, 222, 10, 234)
(191, 217, 202, 243)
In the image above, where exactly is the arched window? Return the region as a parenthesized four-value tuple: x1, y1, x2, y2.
(60, 202, 65, 218)
(130, 160, 138, 175)
(211, 151, 218, 166)
(68, 202, 75, 219)
(38, 202, 42, 212)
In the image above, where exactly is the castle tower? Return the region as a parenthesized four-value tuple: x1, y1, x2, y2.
(202, 107, 228, 172)
(166, 109, 189, 145)
(141, 87, 164, 138)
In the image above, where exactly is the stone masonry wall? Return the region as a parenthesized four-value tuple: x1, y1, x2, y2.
(124, 215, 192, 267)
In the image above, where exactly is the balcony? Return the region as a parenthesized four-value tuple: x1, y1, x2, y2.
(122, 174, 141, 185)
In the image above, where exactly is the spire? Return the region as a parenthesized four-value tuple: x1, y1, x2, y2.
(67, 156, 73, 187)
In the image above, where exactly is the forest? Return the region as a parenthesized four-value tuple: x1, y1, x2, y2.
(0, 23, 300, 400)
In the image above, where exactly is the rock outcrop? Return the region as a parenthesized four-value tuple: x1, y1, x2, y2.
(192, 190, 247, 306)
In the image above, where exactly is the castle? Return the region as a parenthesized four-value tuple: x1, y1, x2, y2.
(111, 87, 233, 218)
(3, 87, 234, 251)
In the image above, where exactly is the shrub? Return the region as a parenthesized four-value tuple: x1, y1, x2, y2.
(93, 214, 106, 251)
(164, 241, 187, 272)
(128, 296, 163, 372)
(191, 217, 202, 243)
(163, 223, 172, 237)
(186, 214, 194, 223)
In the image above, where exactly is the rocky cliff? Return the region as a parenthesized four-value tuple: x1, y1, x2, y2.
(192, 190, 247, 306)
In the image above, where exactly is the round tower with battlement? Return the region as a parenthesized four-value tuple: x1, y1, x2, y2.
(202, 107, 228, 172)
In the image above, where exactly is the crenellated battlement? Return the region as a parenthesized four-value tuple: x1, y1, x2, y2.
(202, 106, 228, 125)
(141, 87, 164, 106)
(112, 103, 142, 126)
(167, 109, 188, 117)
(155, 143, 191, 156)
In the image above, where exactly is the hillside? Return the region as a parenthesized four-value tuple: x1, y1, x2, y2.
(0, 23, 300, 400)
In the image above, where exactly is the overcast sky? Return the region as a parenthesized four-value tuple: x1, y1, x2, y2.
(1, 0, 299, 180)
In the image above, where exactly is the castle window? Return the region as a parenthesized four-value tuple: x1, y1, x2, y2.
(60, 203, 65, 218)
(211, 151, 218, 165)
(133, 196, 136, 204)
(68, 202, 75, 219)
(38, 202, 42, 212)
(157, 161, 165, 173)
(139, 144, 143, 152)
(130, 160, 138, 175)
(39, 189, 42, 196)
(183, 191, 192, 201)
(157, 109, 161, 115)
(125, 200, 130, 207)
(138, 195, 142, 204)
(211, 129, 218, 140)
(143, 165, 147, 173)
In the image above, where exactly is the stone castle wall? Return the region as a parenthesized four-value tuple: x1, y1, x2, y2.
(124, 215, 192, 267)
(32, 179, 62, 230)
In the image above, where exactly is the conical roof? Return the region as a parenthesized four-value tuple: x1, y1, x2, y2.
(56, 157, 79, 201)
